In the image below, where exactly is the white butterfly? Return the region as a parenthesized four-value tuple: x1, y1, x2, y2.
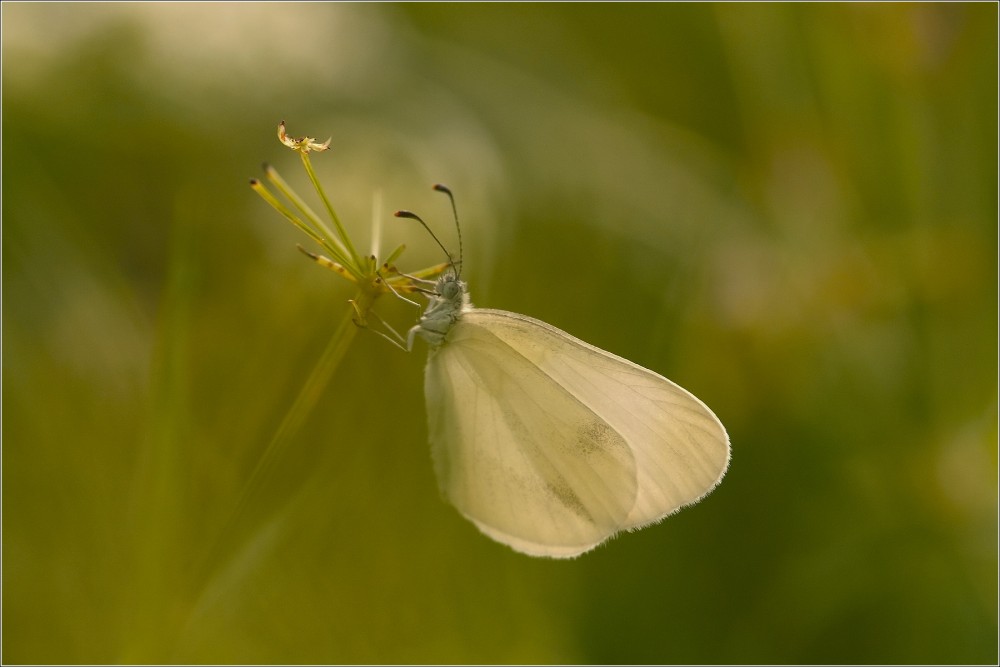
(403, 267, 728, 559)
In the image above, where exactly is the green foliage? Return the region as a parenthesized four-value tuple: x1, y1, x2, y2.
(3, 3, 996, 664)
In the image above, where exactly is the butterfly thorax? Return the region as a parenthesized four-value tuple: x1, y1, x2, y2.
(408, 272, 471, 349)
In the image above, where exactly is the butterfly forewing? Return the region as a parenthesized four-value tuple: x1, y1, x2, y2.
(458, 309, 730, 531)
(426, 317, 640, 558)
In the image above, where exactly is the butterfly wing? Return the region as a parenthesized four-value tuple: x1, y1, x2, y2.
(468, 310, 730, 531)
(425, 308, 729, 557)
(425, 315, 639, 558)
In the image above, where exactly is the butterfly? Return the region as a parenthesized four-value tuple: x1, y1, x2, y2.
(400, 187, 730, 558)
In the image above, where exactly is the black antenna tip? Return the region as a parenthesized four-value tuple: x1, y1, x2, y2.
(432, 183, 452, 195)
(249, 178, 259, 185)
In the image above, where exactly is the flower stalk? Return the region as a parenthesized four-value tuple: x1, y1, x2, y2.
(251, 121, 447, 331)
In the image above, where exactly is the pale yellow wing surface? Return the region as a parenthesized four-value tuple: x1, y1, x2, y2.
(425, 316, 639, 558)
(424, 308, 729, 557)
(468, 309, 730, 530)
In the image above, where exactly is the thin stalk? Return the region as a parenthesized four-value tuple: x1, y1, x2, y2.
(263, 165, 350, 261)
(250, 179, 360, 279)
(187, 308, 358, 613)
(300, 152, 363, 269)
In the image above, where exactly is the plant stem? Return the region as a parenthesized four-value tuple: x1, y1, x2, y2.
(182, 308, 358, 638)
(300, 152, 363, 268)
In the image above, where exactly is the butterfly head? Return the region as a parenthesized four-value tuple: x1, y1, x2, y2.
(399, 184, 471, 350)
(436, 270, 467, 303)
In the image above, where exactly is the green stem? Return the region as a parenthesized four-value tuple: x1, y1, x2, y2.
(300, 152, 363, 268)
(229, 307, 356, 534)
(264, 165, 350, 261)
(251, 179, 359, 279)
(180, 308, 359, 640)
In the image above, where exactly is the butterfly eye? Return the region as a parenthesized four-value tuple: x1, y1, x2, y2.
(439, 279, 462, 300)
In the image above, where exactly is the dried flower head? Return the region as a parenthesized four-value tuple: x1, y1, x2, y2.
(278, 121, 331, 153)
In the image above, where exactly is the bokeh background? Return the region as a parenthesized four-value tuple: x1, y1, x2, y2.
(3, 3, 997, 664)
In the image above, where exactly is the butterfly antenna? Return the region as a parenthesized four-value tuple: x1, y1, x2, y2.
(432, 184, 463, 278)
(393, 209, 456, 273)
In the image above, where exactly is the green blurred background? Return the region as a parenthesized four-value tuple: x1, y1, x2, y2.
(3, 3, 997, 664)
